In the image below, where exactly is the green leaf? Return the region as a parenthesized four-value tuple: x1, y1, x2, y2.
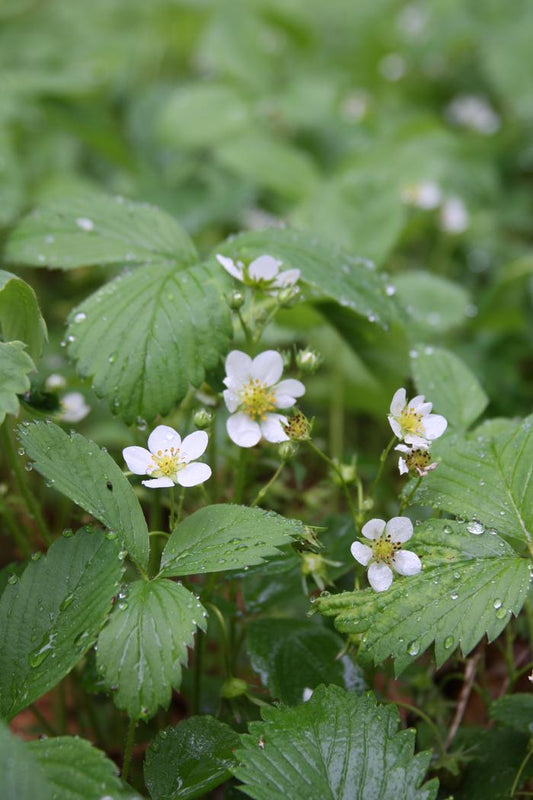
(416, 416, 533, 546)
(454, 727, 532, 800)
(144, 716, 239, 800)
(96, 578, 206, 719)
(233, 686, 438, 800)
(317, 520, 530, 673)
(5, 193, 197, 269)
(0, 341, 34, 425)
(0, 271, 47, 359)
(247, 618, 364, 704)
(160, 505, 303, 577)
(18, 421, 149, 570)
(411, 347, 488, 430)
(215, 228, 395, 328)
(0, 720, 50, 800)
(26, 736, 131, 800)
(0, 527, 122, 720)
(65, 260, 232, 424)
(491, 694, 533, 734)
(393, 271, 470, 334)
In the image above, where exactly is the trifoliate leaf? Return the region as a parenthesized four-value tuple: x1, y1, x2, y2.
(0, 271, 47, 359)
(160, 505, 303, 577)
(411, 346, 488, 430)
(144, 716, 239, 800)
(394, 271, 470, 333)
(65, 260, 232, 424)
(0, 341, 34, 425)
(0, 527, 122, 720)
(233, 686, 438, 800)
(317, 520, 530, 674)
(5, 193, 197, 269)
(490, 694, 533, 734)
(416, 415, 533, 546)
(246, 618, 364, 704)
(214, 228, 395, 328)
(0, 720, 50, 800)
(96, 578, 206, 720)
(18, 421, 149, 570)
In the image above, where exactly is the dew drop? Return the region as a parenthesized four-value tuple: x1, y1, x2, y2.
(73, 312, 86, 324)
(118, 550, 128, 561)
(24, 462, 33, 471)
(443, 524, 452, 534)
(108, 353, 117, 364)
(450, 592, 458, 600)
(17, 448, 25, 456)
(444, 635, 454, 649)
(60, 593, 74, 611)
(105, 531, 118, 541)
(407, 639, 420, 656)
(466, 521, 484, 535)
(7, 573, 18, 585)
(496, 607, 507, 619)
(62, 528, 74, 538)
(75, 217, 94, 231)
(493, 599, 502, 610)
(31, 551, 42, 561)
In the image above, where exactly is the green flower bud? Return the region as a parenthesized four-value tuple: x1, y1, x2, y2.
(228, 290, 245, 310)
(279, 440, 298, 461)
(193, 408, 214, 429)
(221, 677, 248, 699)
(296, 348, 322, 373)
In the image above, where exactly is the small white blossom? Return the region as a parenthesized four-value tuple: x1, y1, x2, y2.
(123, 425, 211, 489)
(401, 180, 442, 210)
(216, 253, 300, 293)
(59, 392, 90, 423)
(439, 196, 469, 234)
(45, 373, 67, 391)
(446, 94, 501, 135)
(395, 443, 438, 477)
(223, 350, 305, 448)
(351, 516, 421, 592)
(302, 687, 314, 702)
(388, 388, 447, 446)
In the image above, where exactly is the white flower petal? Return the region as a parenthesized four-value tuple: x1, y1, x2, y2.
(223, 389, 240, 413)
(177, 462, 212, 487)
(227, 412, 261, 448)
(368, 562, 393, 592)
(249, 254, 281, 281)
(274, 379, 306, 399)
(180, 430, 209, 461)
(216, 254, 243, 280)
(361, 518, 386, 540)
(260, 413, 288, 443)
(251, 350, 284, 385)
(398, 457, 408, 475)
(422, 414, 447, 440)
(350, 541, 373, 566)
(225, 350, 253, 384)
(123, 446, 153, 475)
(148, 425, 181, 455)
(404, 432, 430, 447)
(390, 388, 406, 415)
(273, 268, 300, 287)
(386, 516, 413, 543)
(60, 392, 90, 423)
(395, 443, 411, 453)
(416, 402, 433, 416)
(388, 416, 403, 439)
(393, 549, 422, 576)
(410, 395, 426, 409)
(142, 476, 175, 488)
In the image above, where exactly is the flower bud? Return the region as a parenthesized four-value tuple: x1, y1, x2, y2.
(193, 408, 214, 430)
(331, 460, 357, 486)
(277, 284, 301, 307)
(279, 440, 298, 461)
(296, 348, 322, 373)
(221, 677, 248, 699)
(228, 290, 245, 310)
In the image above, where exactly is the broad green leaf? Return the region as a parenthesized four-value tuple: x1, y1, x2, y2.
(0, 132, 24, 227)
(454, 727, 532, 800)
(0, 341, 34, 425)
(0, 721, 50, 800)
(233, 686, 438, 800)
(416, 416, 533, 546)
(5, 193, 197, 269)
(393, 271, 470, 334)
(26, 736, 133, 800)
(144, 716, 239, 800)
(0, 271, 47, 360)
(160, 504, 303, 577)
(96, 578, 206, 719)
(215, 228, 395, 328)
(0, 527, 122, 720)
(18, 421, 149, 569)
(247, 618, 364, 704)
(317, 520, 530, 673)
(65, 260, 232, 424)
(411, 346, 488, 430)
(490, 694, 533, 734)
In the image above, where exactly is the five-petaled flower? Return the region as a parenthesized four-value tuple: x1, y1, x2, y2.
(351, 516, 421, 592)
(395, 443, 438, 477)
(223, 349, 305, 448)
(388, 387, 447, 447)
(123, 425, 211, 489)
(216, 253, 300, 293)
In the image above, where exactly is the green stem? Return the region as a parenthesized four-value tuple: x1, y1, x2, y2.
(1, 423, 52, 545)
(176, 486, 185, 526)
(399, 476, 423, 513)
(0, 496, 32, 557)
(371, 435, 397, 499)
(29, 703, 57, 737)
(391, 700, 446, 758)
(233, 448, 249, 505)
(511, 747, 533, 797)
(121, 718, 137, 783)
(192, 628, 205, 715)
(208, 425, 218, 502)
(207, 602, 232, 677)
(307, 440, 360, 527)
(169, 488, 175, 529)
(237, 309, 253, 346)
(251, 461, 284, 507)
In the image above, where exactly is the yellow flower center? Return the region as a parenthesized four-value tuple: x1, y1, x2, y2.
(405, 448, 432, 473)
(149, 447, 184, 478)
(240, 379, 276, 421)
(399, 405, 423, 436)
(372, 535, 401, 565)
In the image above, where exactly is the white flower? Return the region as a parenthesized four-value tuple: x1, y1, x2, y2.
(388, 388, 447, 446)
(45, 373, 67, 391)
(351, 516, 421, 592)
(123, 425, 211, 489)
(439, 196, 469, 234)
(395, 443, 438, 477)
(302, 687, 314, 702)
(216, 253, 300, 293)
(223, 350, 305, 448)
(401, 180, 442, 210)
(446, 94, 500, 136)
(59, 392, 90, 423)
